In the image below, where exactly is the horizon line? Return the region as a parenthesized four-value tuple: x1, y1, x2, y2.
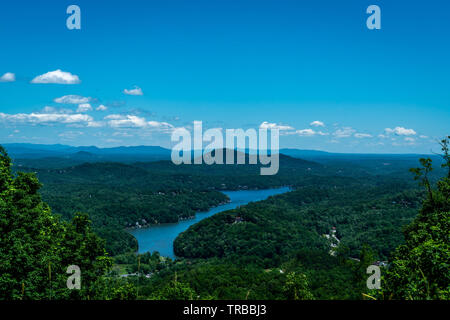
(0, 142, 438, 156)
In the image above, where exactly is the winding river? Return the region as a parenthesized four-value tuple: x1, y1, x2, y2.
(130, 187, 290, 258)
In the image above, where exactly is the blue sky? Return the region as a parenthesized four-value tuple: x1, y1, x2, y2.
(0, 0, 449, 153)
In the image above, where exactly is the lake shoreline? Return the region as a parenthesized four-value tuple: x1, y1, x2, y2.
(129, 186, 292, 258)
(125, 186, 292, 231)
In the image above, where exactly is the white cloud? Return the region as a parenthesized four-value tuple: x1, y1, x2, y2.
(112, 131, 133, 137)
(40, 106, 73, 114)
(296, 129, 316, 136)
(404, 137, 415, 142)
(259, 121, 294, 131)
(107, 115, 148, 128)
(258, 122, 329, 137)
(147, 121, 173, 129)
(31, 69, 80, 84)
(76, 103, 92, 113)
(58, 131, 84, 139)
(333, 127, 356, 138)
(310, 120, 325, 127)
(291, 129, 328, 136)
(87, 121, 104, 128)
(385, 126, 416, 136)
(54, 95, 90, 104)
(105, 114, 174, 132)
(354, 133, 373, 138)
(0, 112, 93, 125)
(96, 104, 108, 111)
(123, 86, 143, 96)
(0, 72, 15, 82)
(419, 135, 428, 139)
(104, 114, 124, 120)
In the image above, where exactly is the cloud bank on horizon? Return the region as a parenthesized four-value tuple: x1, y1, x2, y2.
(0, 64, 442, 152)
(0, 97, 432, 152)
(0, 0, 448, 153)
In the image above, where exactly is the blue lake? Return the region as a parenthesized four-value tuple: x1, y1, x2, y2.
(130, 187, 290, 258)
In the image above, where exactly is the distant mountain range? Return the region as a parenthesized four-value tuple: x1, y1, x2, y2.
(1, 143, 171, 160)
(2, 142, 445, 177)
(1, 143, 437, 163)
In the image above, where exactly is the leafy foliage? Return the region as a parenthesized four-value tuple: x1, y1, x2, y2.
(380, 138, 450, 299)
(2, 139, 449, 300)
(0, 146, 114, 299)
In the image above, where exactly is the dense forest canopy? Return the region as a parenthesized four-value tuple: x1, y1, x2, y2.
(0, 146, 126, 299)
(12, 149, 440, 256)
(0, 138, 449, 300)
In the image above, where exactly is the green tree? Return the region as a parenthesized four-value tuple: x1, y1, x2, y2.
(381, 137, 450, 300)
(283, 272, 314, 300)
(410, 158, 434, 205)
(352, 244, 377, 298)
(437, 136, 450, 178)
(150, 273, 196, 300)
(0, 146, 113, 300)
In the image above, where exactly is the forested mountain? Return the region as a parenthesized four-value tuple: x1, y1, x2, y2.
(5, 143, 172, 169)
(0, 140, 448, 300)
(174, 183, 421, 262)
(15, 149, 430, 256)
(151, 138, 450, 300)
(169, 171, 423, 299)
(12, 152, 322, 255)
(3, 143, 171, 159)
